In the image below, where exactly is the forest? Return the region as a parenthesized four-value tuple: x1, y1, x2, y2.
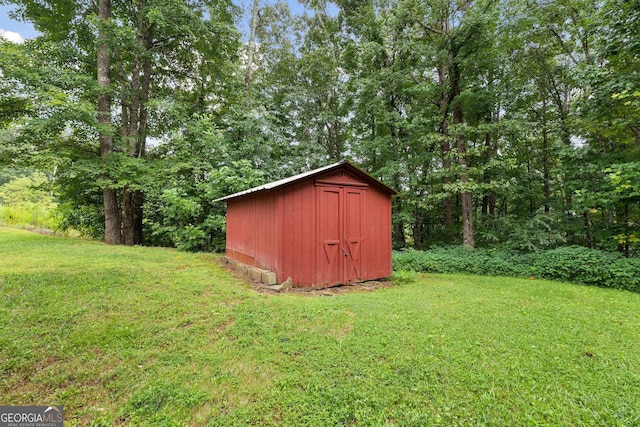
(0, 0, 638, 256)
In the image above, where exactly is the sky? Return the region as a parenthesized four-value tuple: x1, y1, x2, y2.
(0, 5, 38, 42)
(0, 1, 318, 43)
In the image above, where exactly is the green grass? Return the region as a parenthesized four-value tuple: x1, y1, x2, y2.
(1, 227, 639, 426)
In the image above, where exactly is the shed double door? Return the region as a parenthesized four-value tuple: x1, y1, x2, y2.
(317, 185, 366, 286)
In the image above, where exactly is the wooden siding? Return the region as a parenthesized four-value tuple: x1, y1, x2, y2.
(224, 163, 395, 288)
(225, 192, 277, 270)
(364, 187, 392, 280)
(278, 178, 316, 286)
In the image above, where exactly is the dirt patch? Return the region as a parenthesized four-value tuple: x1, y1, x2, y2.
(217, 257, 394, 295)
(281, 280, 394, 296)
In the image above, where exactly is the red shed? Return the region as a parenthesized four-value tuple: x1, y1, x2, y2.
(217, 162, 398, 288)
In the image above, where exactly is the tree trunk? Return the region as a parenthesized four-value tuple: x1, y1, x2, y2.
(455, 138, 475, 247)
(438, 64, 454, 243)
(452, 65, 474, 248)
(583, 211, 593, 248)
(98, 0, 122, 244)
(245, 0, 260, 90)
(121, 3, 152, 245)
(623, 203, 630, 257)
(482, 193, 496, 220)
(394, 218, 406, 248)
(412, 211, 424, 250)
(392, 198, 406, 248)
(132, 27, 153, 245)
(122, 187, 135, 245)
(122, 43, 141, 245)
(482, 101, 498, 223)
(490, 105, 499, 218)
(542, 98, 550, 213)
(134, 190, 144, 244)
(103, 189, 121, 244)
(481, 131, 496, 222)
(441, 136, 454, 242)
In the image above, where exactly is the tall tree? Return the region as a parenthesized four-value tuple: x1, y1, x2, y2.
(1, 0, 238, 243)
(395, 0, 499, 247)
(97, 0, 122, 244)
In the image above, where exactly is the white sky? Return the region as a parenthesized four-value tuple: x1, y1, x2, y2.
(0, 28, 24, 43)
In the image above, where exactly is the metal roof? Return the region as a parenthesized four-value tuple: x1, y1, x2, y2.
(215, 161, 398, 202)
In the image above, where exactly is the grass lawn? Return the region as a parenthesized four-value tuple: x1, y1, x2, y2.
(1, 227, 639, 426)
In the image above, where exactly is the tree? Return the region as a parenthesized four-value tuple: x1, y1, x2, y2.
(1, 0, 239, 244)
(365, 0, 499, 247)
(2, 0, 638, 256)
(97, 0, 121, 244)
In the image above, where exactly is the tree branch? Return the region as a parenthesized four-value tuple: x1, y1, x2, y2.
(416, 21, 443, 36)
(547, 25, 579, 65)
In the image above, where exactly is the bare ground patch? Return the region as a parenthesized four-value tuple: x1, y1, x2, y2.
(217, 258, 394, 296)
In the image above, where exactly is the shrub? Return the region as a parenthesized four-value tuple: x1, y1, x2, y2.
(0, 173, 59, 230)
(393, 246, 640, 292)
(393, 247, 531, 278)
(0, 203, 59, 230)
(530, 246, 640, 292)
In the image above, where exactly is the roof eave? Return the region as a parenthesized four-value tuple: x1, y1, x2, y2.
(214, 161, 399, 202)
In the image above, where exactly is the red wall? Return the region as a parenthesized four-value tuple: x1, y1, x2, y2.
(225, 166, 393, 288)
(226, 192, 277, 271)
(278, 178, 317, 286)
(363, 186, 392, 281)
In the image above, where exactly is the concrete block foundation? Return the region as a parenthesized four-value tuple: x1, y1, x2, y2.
(249, 267, 265, 281)
(261, 271, 277, 285)
(224, 257, 281, 287)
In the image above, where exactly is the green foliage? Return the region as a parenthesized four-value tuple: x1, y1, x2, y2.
(2, 0, 639, 255)
(393, 247, 531, 278)
(0, 204, 57, 230)
(390, 269, 417, 286)
(144, 130, 266, 251)
(607, 162, 640, 200)
(0, 0, 240, 245)
(139, 115, 269, 251)
(51, 156, 108, 240)
(478, 214, 567, 251)
(54, 200, 103, 239)
(531, 246, 640, 292)
(2, 229, 639, 425)
(0, 173, 51, 205)
(0, 173, 58, 230)
(394, 246, 640, 292)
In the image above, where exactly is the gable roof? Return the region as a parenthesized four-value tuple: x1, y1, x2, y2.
(215, 161, 399, 202)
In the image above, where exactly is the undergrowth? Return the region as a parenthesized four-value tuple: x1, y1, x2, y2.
(393, 246, 640, 292)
